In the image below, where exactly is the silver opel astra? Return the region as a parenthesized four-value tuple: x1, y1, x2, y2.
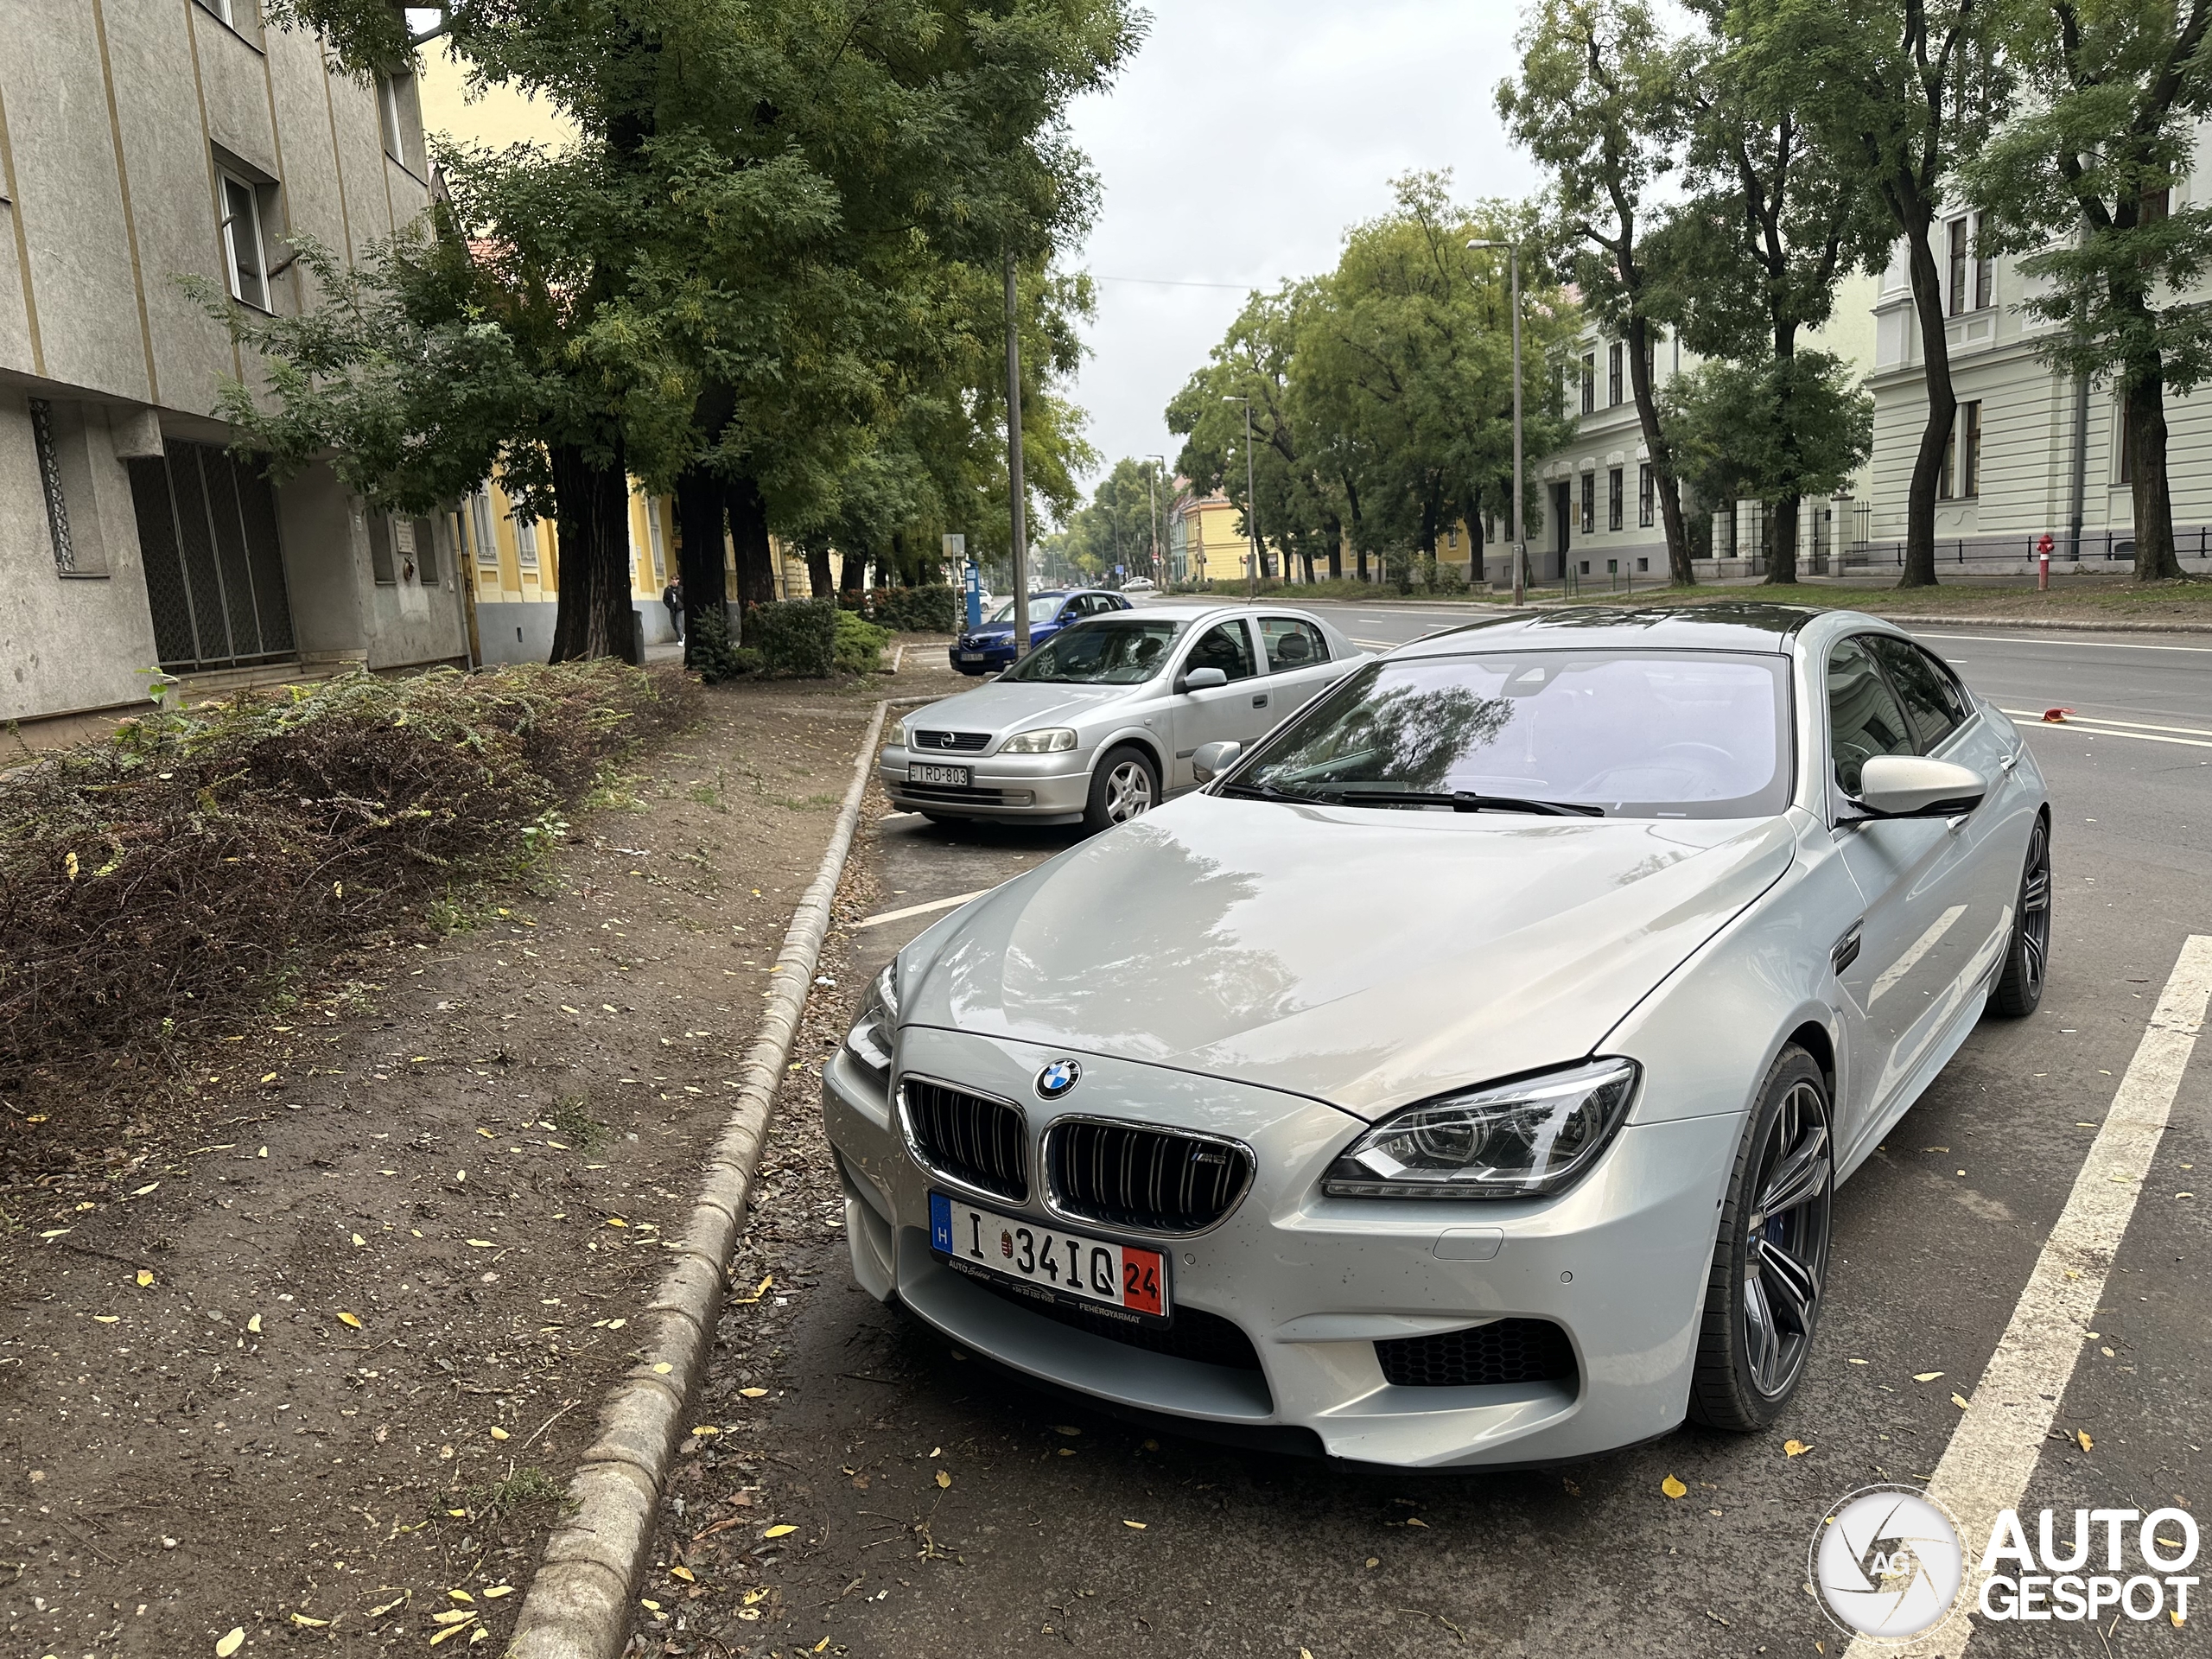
(825, 606, 2052, 1465)
(881, 602, 1365, 833)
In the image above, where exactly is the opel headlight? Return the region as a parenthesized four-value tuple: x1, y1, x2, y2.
(843, 960, 900, 1080)
(1324, 1058, 1638, 1199)
(1000, 728, 1077, 754)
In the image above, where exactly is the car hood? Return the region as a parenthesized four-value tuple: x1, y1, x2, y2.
(906, 679, 1143, 735)
(903, 795, 1796, 1118)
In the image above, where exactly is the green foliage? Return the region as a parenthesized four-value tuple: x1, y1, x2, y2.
(861, 585, 960, 632)
(686, 608, 759, 685)
(1662, 352, 1874, 515)
(0, 661, 688, 1083)
(746, 599, 839, 678)
(1058, 458, 1177, 583)
(834, 609, 893, 676)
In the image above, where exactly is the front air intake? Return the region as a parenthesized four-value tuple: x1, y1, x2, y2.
(1375, 1319, 1578, 1389)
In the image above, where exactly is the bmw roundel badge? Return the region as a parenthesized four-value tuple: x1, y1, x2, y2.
(1036, 1058, 1081, 1099)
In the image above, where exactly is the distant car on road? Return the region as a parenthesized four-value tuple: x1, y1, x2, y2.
(890, 602, 1364, 832)
(831, 605, 2052, 1465)
(1120, 576, 1157, 593)
(949, 589, 1131, 676)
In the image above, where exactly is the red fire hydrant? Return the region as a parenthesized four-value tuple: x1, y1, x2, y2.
(2037, 531, 2053, 590)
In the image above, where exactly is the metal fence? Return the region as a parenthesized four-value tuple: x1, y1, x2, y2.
(1840, 524, 2212, 569)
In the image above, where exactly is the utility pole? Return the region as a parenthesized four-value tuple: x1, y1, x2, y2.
(1004, 249, 1030, 656)
(1223, 396, 1257, 597)
(1467, 238, 1525, 605)
(1144, 454, 1166, 588)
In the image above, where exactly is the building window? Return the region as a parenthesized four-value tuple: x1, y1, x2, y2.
(514, 512, 540, 570)
(1974, 236, 1993, 311)
(1946, 215, 1993, 315)
(1580, 353, 1596, 416)
(1580, 472, 1595, 535)
(470, 492, 499, 569)
(647, 497, 669, 583)
(1608, 342, 1623, 407)
(379, 73, 411, 163)
(1638, 463, 1654, 527)
(1939, 400, 1983, 499)
(411, 517, 439, 585)
(1607, 467, 1623, 531)
(219, 171, 268, 309)
(29, 398, 77, 573)
(2116, 405, 2133, 485)
(367, 512, 396, 585)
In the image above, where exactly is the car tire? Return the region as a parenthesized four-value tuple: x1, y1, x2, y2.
(1988, 812, 2051, 1018)
(1688, 1045, 1834, 1433)
(1083, 745, 1159, 834)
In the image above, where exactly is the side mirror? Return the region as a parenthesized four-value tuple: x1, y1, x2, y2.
(1192, 741, 1242, 783)
(1854, 754, 1986, 818)
(1178, 666, 1229, 693)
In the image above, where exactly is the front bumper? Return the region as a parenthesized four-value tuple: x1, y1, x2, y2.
(880, 743, 1092, 824)
(823, 1026, 1744, 1467)
(948, 640, 1014, 674)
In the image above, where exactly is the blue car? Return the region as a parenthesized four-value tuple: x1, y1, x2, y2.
(948, 588, 1133, 675)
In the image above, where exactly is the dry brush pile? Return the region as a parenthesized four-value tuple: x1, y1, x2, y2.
(0, 660, 693, 1087)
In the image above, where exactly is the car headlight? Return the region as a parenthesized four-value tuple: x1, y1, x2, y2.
(843, 960, 900, 1080)
(999, 728, 1077, 754)
(1323, 1058, 1638, 1199)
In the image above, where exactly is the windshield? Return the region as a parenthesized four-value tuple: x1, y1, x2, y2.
(988, 595, 1065, 625)
(999, 618, 1185, 684)
(1236, 650, 1792, 818)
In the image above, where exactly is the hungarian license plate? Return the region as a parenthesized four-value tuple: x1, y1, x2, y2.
(958, 652, 986, 663)
(908, 762, 970, 787)
(930, 1192, 1167, 1319)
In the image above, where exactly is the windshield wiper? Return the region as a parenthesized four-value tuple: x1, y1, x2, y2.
(1310, 785, 1603, 817)
(1218, 779, 1312, 804)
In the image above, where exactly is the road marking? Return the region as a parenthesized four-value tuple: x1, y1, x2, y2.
(1351, 638, 1402, 649)
(1869, 906, 1966, 1005)
(854, 889, 993, 930)
(1999, 708, 2212, 741)
(1910, 629, 2212, 654)
(1853, 934, 2212, 1659)
(2003, 711, 2212, 751)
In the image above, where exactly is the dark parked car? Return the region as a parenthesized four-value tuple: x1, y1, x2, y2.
(949, 589, 1132, 675)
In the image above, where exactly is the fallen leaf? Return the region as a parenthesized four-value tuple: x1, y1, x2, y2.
(935, 1470, 951, 1489)
(130, 1181, 159, 1197)
(489, 1427, 509, 1441)
(93, 1314, 119, 1324)
(763, 1524, 798, 1538)
(481, 1586, 512, 1599)
(1784, 1440, 1812, 1457)
(336, 1311, 364, 1330)
(467, 1239, 494, 1249)
(351, 1233, 366, 1248)
(743, 1589, 768, 1605)
(136, 1269, 154, 1287)
(366, 1592, 409, 1618)
(216, 1629, 246, 1657)
(1054, 1425, 1082, 1437)
(671, 1566, 696, 1583)
(652, 1362, 672, 1376)
(432, 1606, 476, 1624)
(1951, 1393, 1972, 1410)
(2075, 1429, 2094, 1452)
(260, 1072, 278, 1084)
(1123, 1520, 1147, 1529)
(1662, 1474, 1688, 1499)
(1405, 1516, 1429, 1528)
(246, 1314, 262, 1334)
(2173, 1610, 2186, 1629)
(289, 1612, 329, 1627)
(692, 1425, 721, 1437)
(429, 1616, 477, 1646)
(1913, 1371, 1944, 1382)
(739, 1387, 768, 1399)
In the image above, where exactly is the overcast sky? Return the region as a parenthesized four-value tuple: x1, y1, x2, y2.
(1058, 1, 1541, 499)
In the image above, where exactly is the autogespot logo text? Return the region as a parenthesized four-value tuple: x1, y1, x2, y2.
(1809, 1485, 2202, 1638)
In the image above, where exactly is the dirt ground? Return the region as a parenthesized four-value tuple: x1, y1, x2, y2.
(0, 648, 968, 1658)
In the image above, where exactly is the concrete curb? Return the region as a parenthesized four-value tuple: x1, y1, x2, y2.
(507, 692, 936, 1659)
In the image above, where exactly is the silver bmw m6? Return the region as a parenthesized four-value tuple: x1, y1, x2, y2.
(825, 605, 2052, 1466)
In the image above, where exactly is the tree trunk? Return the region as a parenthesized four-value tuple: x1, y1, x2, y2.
(1300, 549, 1316, 584)
(673, 467, 728, 667)
(1324, 512, 1344, 581)
(546, 442, 639, 664)
(806, 545, 834, 597)
(726, 473, 778, 631)
(1769, 493, 1801, 587)
(883, 531, 903, 588)
(1899, 224, 1954, 588)
(838, 546, 865, 599)
(2122, 358, 2183, 581)
(1625, 317, 1693, 585)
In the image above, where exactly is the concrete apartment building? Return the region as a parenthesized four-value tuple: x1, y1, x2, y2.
(0, 0, 466, 732)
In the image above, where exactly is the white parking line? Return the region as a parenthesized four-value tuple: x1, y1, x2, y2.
(1856, 934, 2212, 1659)
(1910, 629, 2212, 654)
(854, 888, 993, 930)
(1999, 708, 2212, 742)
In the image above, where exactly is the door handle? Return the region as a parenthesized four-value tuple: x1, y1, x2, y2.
(1251, 694, 1268, 709)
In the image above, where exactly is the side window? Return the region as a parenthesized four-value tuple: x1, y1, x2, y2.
(1258, 617, 1328, 673)
(1866, 635, 1973, 750)
(1827, 637, 1918, 795)
(1184, 620, 1258, 683)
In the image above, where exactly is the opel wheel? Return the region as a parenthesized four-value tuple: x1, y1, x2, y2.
(1083, 746, 1159, 834)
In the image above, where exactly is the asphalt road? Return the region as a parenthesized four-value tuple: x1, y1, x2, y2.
(738, 615, 2209, 1657)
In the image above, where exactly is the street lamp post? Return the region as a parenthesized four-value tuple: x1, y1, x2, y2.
(1004, 249, 1031, 657)
(1143, 454, 1166, 588)
(1222, 395, 1258, 599)
(1466, 238, 1524, 607)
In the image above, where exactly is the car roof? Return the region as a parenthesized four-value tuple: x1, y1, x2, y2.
(1390, 602, 1823, 658)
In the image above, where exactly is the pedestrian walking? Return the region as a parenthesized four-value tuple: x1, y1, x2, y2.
(662, 574, 683, 639)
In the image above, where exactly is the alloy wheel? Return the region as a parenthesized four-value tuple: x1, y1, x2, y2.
(1104, 760, 1154, 823)
(2018, 818, 2051, 1001)
(1741, 1080, 1832, 1400)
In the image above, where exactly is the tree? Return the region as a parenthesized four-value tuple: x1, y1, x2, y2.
(1060, 457, 1179, 583)
(1652, 6, 1894, 582)
(1498, 0, 1699, 584)
(1734, 0, 2003, 587)
(1662, 352, 1875, 558)
(1963, 0, 2212, 582)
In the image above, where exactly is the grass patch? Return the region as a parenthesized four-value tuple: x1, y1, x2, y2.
(467, 1464, 569, 1517)
(0, 660, 694, 1088)
(546, 1092, 607, 1154)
